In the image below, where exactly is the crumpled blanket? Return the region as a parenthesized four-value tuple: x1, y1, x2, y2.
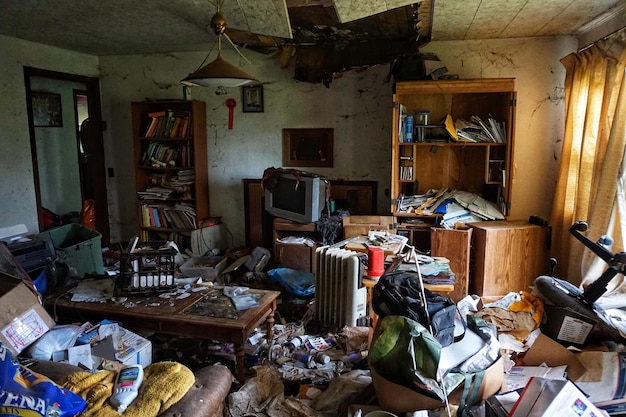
(62, 361, 195, 417)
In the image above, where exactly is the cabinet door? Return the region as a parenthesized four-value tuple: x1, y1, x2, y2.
(431, 227, 472, 302)
(470, 221, 550, 297)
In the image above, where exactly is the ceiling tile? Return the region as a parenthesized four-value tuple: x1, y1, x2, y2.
(333, 0, 415, 23)
(534, 0, 621, 36)
(431, 0, 481, 40)
(224, 0, 293, 38)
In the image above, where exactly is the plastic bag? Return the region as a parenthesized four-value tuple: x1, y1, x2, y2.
(79, 199, 95, 230)
(0, 341, 86, 417)
(267, 268, 315, 296)
(25, 324, 84, 361)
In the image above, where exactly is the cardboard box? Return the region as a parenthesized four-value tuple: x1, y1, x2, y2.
(0, 278, 55, 355)
(87, 320, 152, 369)
(371, 356, 505, 413)
(180, 255, 227, 281)
(509, 377, 605, 417)
(516, 333, 586, 380)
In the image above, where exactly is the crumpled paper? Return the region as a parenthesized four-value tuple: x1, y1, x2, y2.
(228, 366, 325, 417)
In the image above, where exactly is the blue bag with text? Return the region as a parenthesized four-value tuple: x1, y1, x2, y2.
(0, 342, 86, 417)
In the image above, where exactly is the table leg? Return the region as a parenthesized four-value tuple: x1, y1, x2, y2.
(234, 341, 245, 381)
(266, 301, 276, 340)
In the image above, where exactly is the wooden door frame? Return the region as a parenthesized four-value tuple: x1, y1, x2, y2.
(24, 67, 110, 245)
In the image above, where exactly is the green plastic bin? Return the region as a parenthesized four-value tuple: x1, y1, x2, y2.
(38, 223, 104, 277)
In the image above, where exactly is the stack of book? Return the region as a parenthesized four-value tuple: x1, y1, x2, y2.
(452, 115, 506, 143)
(141, 142, 191, 168)
(141, 203, 197, 230)
(136, 187, 173, 200)
(143, 110, 191, 138)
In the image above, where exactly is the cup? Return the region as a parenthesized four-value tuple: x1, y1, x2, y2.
(415, 110, 431, 125)
(367, 247, 385, 279)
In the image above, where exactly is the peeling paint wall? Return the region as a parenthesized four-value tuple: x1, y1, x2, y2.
(98, 50, 393, 245)
(0, 35, 99, 235)
(0, 34, 577, 248)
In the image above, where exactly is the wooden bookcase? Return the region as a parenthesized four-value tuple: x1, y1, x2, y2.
(391, 79, 517, 224)
(390, 79, 517, 301)
(131, 100, 208, 249)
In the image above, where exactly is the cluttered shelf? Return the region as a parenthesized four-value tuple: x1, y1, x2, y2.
(399, 142, 507, 147)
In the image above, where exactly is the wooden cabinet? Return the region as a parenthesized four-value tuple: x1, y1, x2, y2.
(430, 227, 472, 303)
(470, 221, 550, 297)
(131, 100, 208, 249)
(272, 218, 318, 272)
(391, 79, 516, 222)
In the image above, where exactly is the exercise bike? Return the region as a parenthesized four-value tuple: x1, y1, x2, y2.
(535, 221, 625, 347)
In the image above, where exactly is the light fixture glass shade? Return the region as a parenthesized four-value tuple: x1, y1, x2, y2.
(181, 54, 258, 87)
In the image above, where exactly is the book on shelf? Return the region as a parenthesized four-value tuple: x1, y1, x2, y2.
(142, 110, 191, 139)
(141, 142, 189, 168)
(148, 111, 166, 118)
(141, 203, 197, 230)
(137, 187, 173, 200)
(445, 114, 506, 143)
(398, 104, 408, 143)
(144, 117, 159, 138)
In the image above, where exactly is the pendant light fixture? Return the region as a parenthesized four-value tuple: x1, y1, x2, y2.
(181, 2, 258, 88)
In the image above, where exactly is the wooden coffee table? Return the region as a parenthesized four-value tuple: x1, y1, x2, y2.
(45, 285, 280, 381)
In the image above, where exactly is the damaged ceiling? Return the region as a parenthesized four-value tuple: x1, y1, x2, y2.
(0, 0, 623, 85)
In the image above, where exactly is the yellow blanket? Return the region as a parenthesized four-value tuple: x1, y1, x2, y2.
(63, 362, 194, 417)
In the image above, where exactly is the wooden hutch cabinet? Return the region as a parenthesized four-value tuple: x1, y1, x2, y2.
(390, 79, 519, 299)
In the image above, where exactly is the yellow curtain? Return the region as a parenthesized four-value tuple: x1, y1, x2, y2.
(550, 29, 626, 287)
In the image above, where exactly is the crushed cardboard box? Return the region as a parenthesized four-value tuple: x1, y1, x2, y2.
(0, 277, 55, 356)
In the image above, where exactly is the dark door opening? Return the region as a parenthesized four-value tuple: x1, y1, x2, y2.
(24, 67, 110, 245)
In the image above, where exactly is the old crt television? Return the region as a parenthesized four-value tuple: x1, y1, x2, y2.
(265, 174, 326, 223)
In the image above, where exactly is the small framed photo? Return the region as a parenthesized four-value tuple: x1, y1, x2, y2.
(32, 92, 63, 127)
(242, 85, 264, 113)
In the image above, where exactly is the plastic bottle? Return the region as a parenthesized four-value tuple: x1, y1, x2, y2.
(110, 364, 144, 413)
(405, 115, 414, 142)
(284, 335, 309, 350)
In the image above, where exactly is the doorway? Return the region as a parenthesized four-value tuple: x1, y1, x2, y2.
(24, 67, 110, 245)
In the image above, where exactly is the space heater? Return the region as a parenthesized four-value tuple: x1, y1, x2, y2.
(314, 246, 368, 328)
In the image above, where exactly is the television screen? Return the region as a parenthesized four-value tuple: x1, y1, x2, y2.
(272, 176, 306, 215)
(264, 174, 325, 223)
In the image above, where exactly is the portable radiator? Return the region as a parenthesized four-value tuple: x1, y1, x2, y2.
(314, 246, 368, 328)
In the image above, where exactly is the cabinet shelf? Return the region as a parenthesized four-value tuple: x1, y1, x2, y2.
(402, 142, 507, 147)
(136, 165, 195, 171)
(141, 226, 195, 233)
(391, 79, 516, 220)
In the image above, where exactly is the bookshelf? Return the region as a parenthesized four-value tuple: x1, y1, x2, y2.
(131, 100, 208, 249)
(391, 79, 516, 222)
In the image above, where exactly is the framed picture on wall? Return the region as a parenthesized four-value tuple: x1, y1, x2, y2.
(32, 92, 63, 127)
(242, 85, 264, 113)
